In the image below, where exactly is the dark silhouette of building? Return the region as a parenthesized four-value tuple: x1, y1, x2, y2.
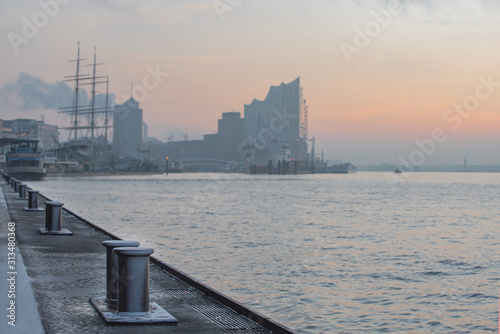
(165, 112, 244, 171)
(242, 77, 309, 167)
(113, 97, 143, 158)
(202, 111, 244, 162)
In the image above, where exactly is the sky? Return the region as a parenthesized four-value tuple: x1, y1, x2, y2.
(1, 0, 500, 165)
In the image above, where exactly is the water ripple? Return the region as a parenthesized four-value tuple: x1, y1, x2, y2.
(31, 172, 500, 333)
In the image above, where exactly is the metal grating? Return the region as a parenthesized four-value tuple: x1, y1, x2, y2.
(150, 264, 270, 333)
(150, 265, 192, 290)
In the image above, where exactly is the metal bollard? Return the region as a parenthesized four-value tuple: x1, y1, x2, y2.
(18, 183, 27, 199)
(39, 201, 72, 235)
(89, 245, 177, 324)
(102, 240, 140, 302)
(45, 201, 63, 231)
(13, 180, 19, 192)
(10, 178, 15, 188)
(25, 190, 44, 211)
(113, 247, 155, 313)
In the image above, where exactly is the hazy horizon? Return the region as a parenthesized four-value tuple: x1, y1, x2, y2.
(1, 0, 499, 165)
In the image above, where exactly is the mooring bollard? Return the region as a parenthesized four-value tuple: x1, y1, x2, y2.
(39, 201, 72, 235)
(25, 190, 44, 211)
(113, 247, 155, 313)
(13, 179, 19, 192)
(102, 240, 140, 302)
(45, 201, 63, 231)
(89, 245, 177, 324)
(18, 183, 27, 199)
(10, 178, 15, 188)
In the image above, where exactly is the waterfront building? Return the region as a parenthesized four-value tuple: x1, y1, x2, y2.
(243, 77, 308, 167)
(1, 118, 59, 152)
(113, 97, 143, 158)
(166, 139, 204, 161)
(164, 76, 311, 173)
(202, 111, 245, 162)
(165, 111, 245, 171)
(0, 120, 16, 139)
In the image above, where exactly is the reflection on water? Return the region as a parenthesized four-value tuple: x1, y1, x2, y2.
(31, 172, 500, 333)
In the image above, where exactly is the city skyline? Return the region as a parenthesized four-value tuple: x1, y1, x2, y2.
(1, 0, 500, 165)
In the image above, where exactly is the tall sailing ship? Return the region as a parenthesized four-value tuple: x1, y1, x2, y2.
(56, 42, 113, 172)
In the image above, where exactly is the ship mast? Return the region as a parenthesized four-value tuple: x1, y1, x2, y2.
(74, 42, 82, 142)
(61, 41, 89, 142)
(59, 43, 113, 154)
(104, 75, 110, 146)
(90, 47, 97, 140)
(84, 46, 105, 141)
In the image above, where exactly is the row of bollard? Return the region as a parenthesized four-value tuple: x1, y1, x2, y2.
(3, 174, 71, 235)
(8, 176, 35, 205)
(1, 172, 176, 324)
(6, 176, 72, 235)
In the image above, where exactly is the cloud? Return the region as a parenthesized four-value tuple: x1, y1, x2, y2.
(320, 0, 500, 25)
(0, 72, 115, 113)
(398, 0, 500, 25)
(82, 0, 213, 24)
(0, 72, 75, 111)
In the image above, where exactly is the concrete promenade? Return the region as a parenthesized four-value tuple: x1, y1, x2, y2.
(0, 179, 296, 334)
(0, 184, 45, 334)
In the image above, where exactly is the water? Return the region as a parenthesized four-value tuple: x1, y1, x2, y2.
(30, 172, 499, 333)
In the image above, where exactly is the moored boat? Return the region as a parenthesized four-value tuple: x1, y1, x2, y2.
(5, 139, 46, 180)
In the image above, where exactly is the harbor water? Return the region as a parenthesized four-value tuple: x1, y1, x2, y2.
(30, 172, 499, 333)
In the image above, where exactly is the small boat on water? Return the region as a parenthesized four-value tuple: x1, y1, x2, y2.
(5, 139, 46, 180)
(394, 168, 402, 174)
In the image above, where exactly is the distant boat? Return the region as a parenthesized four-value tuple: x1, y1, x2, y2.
(394, 168, 402, 174)
(331, 162, 357, 174)
(5, 139, 46, 180)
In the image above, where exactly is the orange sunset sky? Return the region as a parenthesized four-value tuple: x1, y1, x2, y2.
(1, 0, 500, 164)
